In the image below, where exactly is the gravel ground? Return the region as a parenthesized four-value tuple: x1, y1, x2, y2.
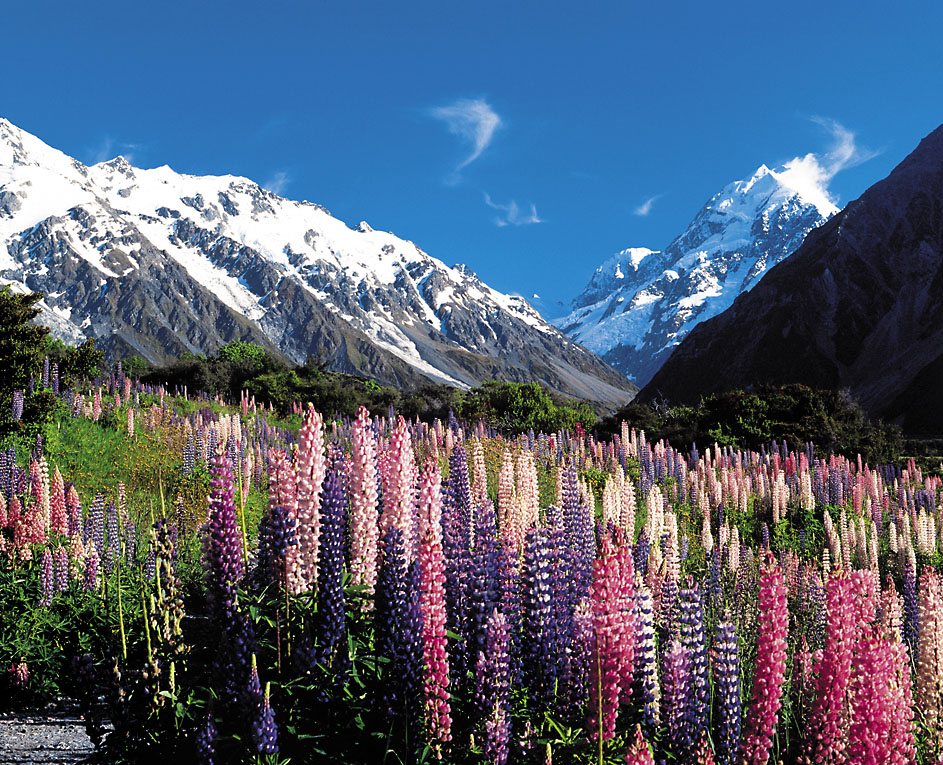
(0, 701, 100, 764)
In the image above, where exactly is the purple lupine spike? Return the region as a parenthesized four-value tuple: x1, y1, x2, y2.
(254, 505, 297, 591)
(314, 448, 349, 673)
(124, 519, 136, 565)
(54, 546, 69, 593)
(195, 711, 216, 764)
(634, 533, 650, 578)
(12, 391, 23, 422)
(713, 615, 741, 765)
(248, 658, 278, 755)
(678, 584, 708, 737)
(83, 545, 100, 592)
(661, 638, 695, 762)
(104, 501, 119, 575)
(39, 547, 54, 606)
(442, 448, 473, 680)
(41, 357, 49, 389)
(634, 582, 660, 731)
(521, 527, 557, 711)
(903, 561, 919, 659)
(476, 609, 512, 765)
(467, 505, 502, 665)
(202, 451, 244, 623)
(375, 527, 421, 722)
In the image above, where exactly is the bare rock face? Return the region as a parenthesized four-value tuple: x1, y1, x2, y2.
(0, 117, 635, 408)
(638, 124, 943, 433)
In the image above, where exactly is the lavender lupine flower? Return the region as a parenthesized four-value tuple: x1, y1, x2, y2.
(83, 545, 100, 592)
(476, 609, 512, 765)
(103, 501, 120, 575)
(634, 533, 650, 578)
(442, 445, 474, 679)
(467, 505, 502, 665)
(51, 364, 58, 395)
(39, 547, 54, 606)
(11, 391, 23, 422)
(314, 450, 349, 673)
(662, 639, 695, 762)
(521, 527, 557, 711)
(124, 519, 136, 565)
(202, 451, 244, 623)
(41, 357, 49, 389)
(903, 562, 919, 659)
(713, 616, 741, 765)
(54, 546, 69, 593)
(678, 584, 708, 737)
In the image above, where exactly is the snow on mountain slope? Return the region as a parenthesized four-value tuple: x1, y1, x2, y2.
(0, 117, 634, 406)
(554, 163, 836, 386)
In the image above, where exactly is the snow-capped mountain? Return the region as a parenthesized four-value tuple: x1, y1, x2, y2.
(0, 118, 634, 406)
(554, 163, 838, 385)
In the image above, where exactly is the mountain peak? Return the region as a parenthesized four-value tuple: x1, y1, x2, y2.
(555, 157, 836, 385)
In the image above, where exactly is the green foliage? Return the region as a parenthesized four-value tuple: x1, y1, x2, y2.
(601, 384, 903, 464)
(46, 337, 107, 388)
(457, 381, 597, 434)
(0, 287, 50, 438)
(217, 340, 268, 368)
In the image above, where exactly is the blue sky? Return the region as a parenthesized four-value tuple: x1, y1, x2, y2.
(2, 0, 941, 310)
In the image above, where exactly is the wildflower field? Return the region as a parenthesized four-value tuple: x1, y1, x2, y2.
(2, 364, 941, 764)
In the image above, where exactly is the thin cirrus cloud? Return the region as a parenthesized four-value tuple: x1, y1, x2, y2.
(87, 136, 143, 165)
(429, 98, 501, 182)
(484, 193, 542, 227)
(633, 194, 664, 217)
(263, 171, 291, 195)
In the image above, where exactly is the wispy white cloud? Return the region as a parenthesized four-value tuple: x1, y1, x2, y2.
(777, 117, 880, 210)
(430, 98, 501, 181)
(484, 193, 542, 227)
(263, 171, 291, 195)
(633, 194, 664, 217)
(87, 136, 142, 165)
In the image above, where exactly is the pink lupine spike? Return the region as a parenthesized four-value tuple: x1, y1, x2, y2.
(739, 551, 788, 765)
(295, 404, 327, 590)
(624, 724, 654, 765)
(380, 416, 416, 561)
(349, 406, 380, 606)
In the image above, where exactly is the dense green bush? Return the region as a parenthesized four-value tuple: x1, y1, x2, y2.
(457, 380, 598, 434)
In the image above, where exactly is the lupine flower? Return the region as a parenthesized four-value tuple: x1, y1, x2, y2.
(587, 540, 636, 743)
(521, 527, 557, 711)
(202, 451, 244, 623)
(801, 572, 855, 764)
(916, 567, 943, 758)
(624, 724, 655, 765)
(248, 656, 278, 755)
(49, 467, 66, 537)
(712, 616, 740, 765)
(195, 711, 217, 764)
(739, 551, 788, 765)
(380, 416, 416, 560)
(314, 449, 349, 672)
(268, 449, 301, 593)
(467, 505, 502, 665)
(633, 580, 660, 731)
(349, 406, 380, 605)
(39, 547, 54, 606)
(53, 545, 69, 593)
(11, 391, 23, 421)
(661, 639, 695, 762)
(678, 583, 708, 737)
(417, 457, 452, 750)
(295, 404, 327, 590)
(476, 609, 511, 765)
(83, 544, 100, 592)
(254, 505, 297, 591)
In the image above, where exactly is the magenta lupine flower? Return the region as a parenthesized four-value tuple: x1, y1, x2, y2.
(846, 624, 915, 765)
(349, 406, 380, 605)
(417, 454, 452, 751)
(588, 539, 636, 743)
(295, 404, 326, 591)
(801, 572, 854, 764)
(624, 724, 655, 765)
(739, 552, 788, 765)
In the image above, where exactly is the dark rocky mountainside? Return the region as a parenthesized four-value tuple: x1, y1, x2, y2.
(638, 124, 943, 433)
